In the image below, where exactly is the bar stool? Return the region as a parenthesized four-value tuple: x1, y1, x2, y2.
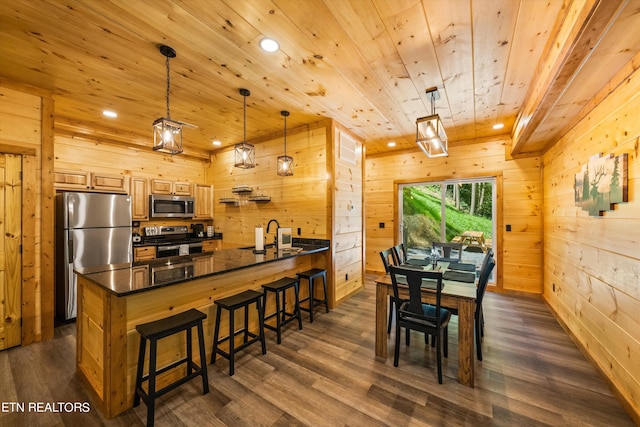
(296, 268, 329, 323)
(261, 277, 303, 344)
(134, 308, 209, 427)
(211, 289, 266, 376)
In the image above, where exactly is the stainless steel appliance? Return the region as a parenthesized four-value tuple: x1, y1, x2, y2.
(144, 225, 203, 258)
(149, 194, 195, 218)
(56, 192, 132, 320)
(151, 261, 195, 286)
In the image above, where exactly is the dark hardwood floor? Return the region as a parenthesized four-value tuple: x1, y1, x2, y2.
(0, 274, 634, 426)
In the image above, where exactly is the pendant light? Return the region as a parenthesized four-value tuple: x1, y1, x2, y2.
(277, 110, 293, 176)
(234, 88, 256, 168)
(416, 86, 448, 158)
(153, 45, 183, 155)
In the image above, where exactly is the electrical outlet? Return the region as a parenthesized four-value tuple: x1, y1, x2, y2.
(297, 227, 301, 235)
(506, 224, 511, 232)
(379, 222, 385, 228)
(345, 274, 349, 281)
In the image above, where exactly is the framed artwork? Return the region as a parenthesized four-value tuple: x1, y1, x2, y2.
(574, 152, 628, 216)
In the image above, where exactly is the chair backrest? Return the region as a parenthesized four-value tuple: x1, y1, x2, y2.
(388, 265, 445, 326)
(379, 248, 398, 273)
(432, 241, 463, 261)
(479, 248, 494, 276)
(476, 256, 495, 317)
(392, 243, 407, 264)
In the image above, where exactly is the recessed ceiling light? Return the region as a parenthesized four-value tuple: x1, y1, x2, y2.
(212, 140, 221, 146)
(492, 123, 504, 130)
(103, 110, 117, 118)
(259, 37, 279, 53)
(387, 141, 396, 147)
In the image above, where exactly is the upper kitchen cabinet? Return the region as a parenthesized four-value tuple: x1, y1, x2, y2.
(193, 183, 214, 220)
(150, 178, 191, 196)
(130, 176, 149, 220)
(54, 169, 128, 193)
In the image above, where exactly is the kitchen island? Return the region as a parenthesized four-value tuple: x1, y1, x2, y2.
(75, 240, 330, 418)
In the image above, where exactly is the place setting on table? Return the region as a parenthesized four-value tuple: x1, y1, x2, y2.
(401, 247, 478, 286)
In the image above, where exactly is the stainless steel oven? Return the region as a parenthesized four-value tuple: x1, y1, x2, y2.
(150, 194, 195, 218)
(156, 242, 203, 258)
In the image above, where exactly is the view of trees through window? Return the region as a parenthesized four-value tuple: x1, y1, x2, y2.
(400, 179, 495, 252)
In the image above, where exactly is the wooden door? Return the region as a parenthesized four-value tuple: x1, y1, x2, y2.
(0, 154, 22, 350)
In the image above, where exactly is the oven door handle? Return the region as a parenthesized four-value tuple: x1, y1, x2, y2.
(158, 245, 180, 251)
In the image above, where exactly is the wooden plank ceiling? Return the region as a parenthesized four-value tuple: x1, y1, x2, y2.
(1, 0, 639, 157)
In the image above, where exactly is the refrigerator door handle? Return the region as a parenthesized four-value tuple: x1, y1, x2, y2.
(68, 238, 74, 263)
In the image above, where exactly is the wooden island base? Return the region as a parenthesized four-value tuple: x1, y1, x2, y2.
(76, 248, 328, 418)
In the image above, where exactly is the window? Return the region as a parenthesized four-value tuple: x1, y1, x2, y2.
(399, 177, 496, 280)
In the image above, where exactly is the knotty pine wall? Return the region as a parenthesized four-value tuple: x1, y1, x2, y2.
(365, 139, 543, 294)
(0, 79, 55, 344)
(542, 63, 640, 421)
(332, 123, 364, 303)
(208, 121, 331, 247)
(55, 135, 206, 184)
(207, 119, 364, 304)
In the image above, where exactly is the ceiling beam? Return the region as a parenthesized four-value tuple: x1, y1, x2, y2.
(511, 0, 627, 156)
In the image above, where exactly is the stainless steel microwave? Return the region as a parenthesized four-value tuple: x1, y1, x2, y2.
(149, 194, 195, 218)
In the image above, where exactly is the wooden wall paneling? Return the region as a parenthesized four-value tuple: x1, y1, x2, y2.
(21, 154, 36, 345)
(365, 140, 541, 293)
(332, 126, 364, 302)
(55, 135, 206, 184)
(210, 123, 329, 248)
(0, 80, 53, 344)
(542, 58, 640, 422)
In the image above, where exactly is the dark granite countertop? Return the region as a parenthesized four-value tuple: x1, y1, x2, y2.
(75, 240, 330, 297)
(133, 234, 223, 247)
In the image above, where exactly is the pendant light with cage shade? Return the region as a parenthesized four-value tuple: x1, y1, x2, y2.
(277, 110, 293, 176)
(234, 88, 256, 169)
(153, 45, 199, 155)
(416, 87, 448, 158)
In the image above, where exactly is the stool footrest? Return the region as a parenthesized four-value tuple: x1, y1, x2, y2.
(136, 366, 206, 405)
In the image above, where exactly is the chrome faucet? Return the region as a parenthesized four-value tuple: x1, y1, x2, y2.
(266, 219, 280, 247)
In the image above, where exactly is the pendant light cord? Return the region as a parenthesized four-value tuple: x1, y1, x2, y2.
(166, 55, 171, 118)
(283, 114, 287, 156)
(243, 93, 247, 146)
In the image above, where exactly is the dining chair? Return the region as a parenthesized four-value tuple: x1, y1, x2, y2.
(392, 243, 407, 265)
(474, 256, 495, 360)
(380, 248, 399, 334)
(388, 265, 451, 384)
(432, 241, 463, 262)
(446, 251, 495, 361)
(476, 248, 494, 338)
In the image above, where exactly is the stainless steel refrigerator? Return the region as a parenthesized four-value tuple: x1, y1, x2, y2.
(55, 192, 132, 320)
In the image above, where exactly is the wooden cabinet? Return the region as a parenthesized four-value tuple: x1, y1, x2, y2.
(133, 246, 156, 261)
(194, 256, 214, 276)
(131, 265, 149, 290)
(150, 179, 191, 196)
(131, 177, 149, 220)
(201, 239, 220, 252)
(54, 169, 128, 193)
(193, 183, 214, 219)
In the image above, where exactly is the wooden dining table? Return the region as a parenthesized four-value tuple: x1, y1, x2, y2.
(374, 262, 478, 387)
